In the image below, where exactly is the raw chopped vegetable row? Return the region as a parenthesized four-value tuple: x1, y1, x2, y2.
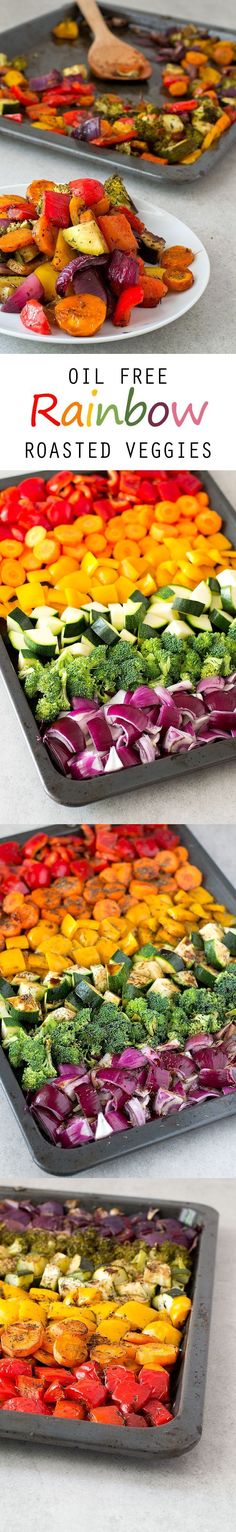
(6, 565, 236, 776)
(0, 468, 234, 621)
(0, 173, 194, 336)
(0, 1197, 196, 1426)
(0, 20, 235, 165)
(0, 825, 230, 979)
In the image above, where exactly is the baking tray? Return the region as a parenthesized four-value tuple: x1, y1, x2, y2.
(0, 470, 236, 808)
(0, 1185, 218, 1456)
(0, 4, 236, 183)
(0, 820, 236, 1174)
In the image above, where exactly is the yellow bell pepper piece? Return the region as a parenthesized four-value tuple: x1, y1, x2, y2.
(6, 934, 29, 949)
(0, 1298, 23, 1323)
(0, 948, 26, 974)
(96, 1317, 128, 1341)
(170, 1295, 192, 1326)
(34, 262, 58, 300)
(91, 1302, 119, 1318)
(76, 1285, 102, 1305)
(61, 914, 78, 938)
(16, 583, 46, 611)
(115, 1301, 157, 1328)
(28, 1288, 55, 1305)
(202, 112, 230, 152)
(17, 1298, 47, 1323)
(143, 1320, 181, 1345)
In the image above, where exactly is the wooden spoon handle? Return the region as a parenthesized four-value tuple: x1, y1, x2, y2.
(77, 0, 110, 41)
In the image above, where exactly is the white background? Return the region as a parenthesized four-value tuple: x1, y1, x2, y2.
(0, 354, 235, 471)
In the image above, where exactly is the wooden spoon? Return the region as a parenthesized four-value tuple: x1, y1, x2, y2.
(77, 0, 152, 80)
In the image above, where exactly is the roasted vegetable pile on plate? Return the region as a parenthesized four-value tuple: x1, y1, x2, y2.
(0, 469, 234, 622)
(0, 825, 236, 1144)
(0, 174, 195, 336)
(0, 1196, 197, 1423)
(0, 20, 235, 165)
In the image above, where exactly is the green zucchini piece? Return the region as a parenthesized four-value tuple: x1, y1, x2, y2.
(44, 972, 73, 1006)
(24, 630, 58, 660)
(7, 607, 33, 631)
(90, 616, 118, 646)
(187, 614, 212, 633)
(210, 609, 231, 633)
(6, 996, 40, 1024)
(156, 947, 185, 974)
(165, 618, 192, 639)
(61, 608, 89, 640)
(0, 979, 16, 998)
(224, 928, 236, 955)
(74, 978, 101, 1008)
(109, 603, 125, 632)
(194, 963, 218, 988)
(204, 937, 231, 969)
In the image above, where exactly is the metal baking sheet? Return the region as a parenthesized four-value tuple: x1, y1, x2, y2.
(0, 1185, 218, 1456)
(0, 470, 235, 808)
(0, 5, 236, 183)
(0, 821, 236, 1174)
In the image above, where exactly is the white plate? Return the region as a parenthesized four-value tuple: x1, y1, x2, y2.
(0, 182, 210, 344)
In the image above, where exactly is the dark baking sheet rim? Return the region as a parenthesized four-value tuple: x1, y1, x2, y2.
(0, 4, 236, 183)
(0, 470, 236, 807)
(0, 820, 236, 1174)
(0, 1185, 218, 1456)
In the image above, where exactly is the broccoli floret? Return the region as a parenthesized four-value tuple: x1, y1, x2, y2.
(181, 987, 202, 1015)
(21, 1035, 56, 1091)
(104, 642, 146, 695)
(194, 632, 213, 657)
(104, 175, 133, 207)
(181, 649, 201, 685)
(59, 652, 94, 702)
(3, 1023, 56, 1089)
(35, 663, 69, 723)
(146, 991, 172, 1018)
(187, 1016, 214, 1037)
(140, 634, 184, 687)
(216, 966, 236, 1013)
(167, 1009, 190, 1045)
(126, 995, 159, 1039)
(3, 1027, 28, 1068)
(20, 657, 46, 699)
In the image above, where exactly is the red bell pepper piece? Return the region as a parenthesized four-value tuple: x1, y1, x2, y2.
(71, 1363, 107, 1408)
(112, 206, 144, 233)
(34, 1368, 74, 1385)
(0, 1360, 32, 1379)
(113, 283, 144, 327)
(163, 99, 197, 112)
(145, 1401, 173, 1426)
(68, 177, 104, 205)
(43, 190, 71, 227)
(53, 1400, 85, 1418)
(89, 1405, 124, 1425)
(20, 302, 51, 336)
(43, 1381, 66, 1406)
(138, 1368, 170, 1403)
(0, 1380, 17, 1403)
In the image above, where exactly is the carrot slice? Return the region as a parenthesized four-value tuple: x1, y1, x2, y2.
(176, 865, 203, 891)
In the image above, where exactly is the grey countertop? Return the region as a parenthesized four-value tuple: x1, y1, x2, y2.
(0, 0, 236, 354)
(0, 1173, 235, 1532)
(0, 469, 235, 828)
